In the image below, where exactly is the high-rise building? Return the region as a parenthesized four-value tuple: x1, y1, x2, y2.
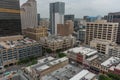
(85, 20, 118, 45)
(0, 0, 21, 36)
(64, 15, 74, 22)
(50, 2, 65, 35)
(21, 0, 38, 30)
(104, 12, 120, 44)
(37, 14, 40, 26)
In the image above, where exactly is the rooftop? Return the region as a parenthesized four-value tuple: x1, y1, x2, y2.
(0, 37, 37, 49)
(101, 57, 120, 68)
(68, 47, 97, 56)
(31, 57, 68, 72)
(69, 69, 96, 80)
(42, 64, 82, 80)
(40, 35, 74, 43)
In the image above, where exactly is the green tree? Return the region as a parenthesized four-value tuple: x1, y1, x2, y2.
(107, 73, 120, 80)
(99, 75, 112, 80)
(58, 53, 66, 58)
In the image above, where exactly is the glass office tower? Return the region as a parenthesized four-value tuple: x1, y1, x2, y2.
(50, 2, 65, 35)
(0, 0, 21, 36)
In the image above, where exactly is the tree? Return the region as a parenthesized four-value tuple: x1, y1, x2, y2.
(99, 75, 112, 80)
(107, 73, 120, 80)
(58, 53, 66, 58)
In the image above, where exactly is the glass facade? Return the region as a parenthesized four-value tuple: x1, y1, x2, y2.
(50, 2, 65, 34)
(64, 15, 74, 22)
(0, 0, 21, 36)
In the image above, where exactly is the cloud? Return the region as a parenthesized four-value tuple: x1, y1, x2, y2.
(20, 0, 120, 18)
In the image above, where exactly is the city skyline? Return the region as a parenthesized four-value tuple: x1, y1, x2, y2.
(20, 0, 120, 18)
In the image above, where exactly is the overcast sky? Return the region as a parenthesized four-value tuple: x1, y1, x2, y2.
(20, 0, 120, 18)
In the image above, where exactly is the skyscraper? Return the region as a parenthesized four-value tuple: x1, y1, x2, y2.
(50, 2, 65, 35)
(21, 0, 38, 30)
(0, 0, 21, 36)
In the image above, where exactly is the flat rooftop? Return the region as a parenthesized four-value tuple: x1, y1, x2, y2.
(42, 64, 82, 80)
(68, 47, 97, 56)
(30, 57, 68, 72)
(69, 69, 96, 80)
(101, 57, 120, 68)
(0, 37, 37, 49)
(25, 57, 55, 72)
(36, 57, 68, 71)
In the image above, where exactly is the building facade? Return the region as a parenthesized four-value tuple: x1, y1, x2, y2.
(90, 39, 116, 54)
(57, 20, 74, 36)
(40, 35, 76, 51)
(85, 20, 118, 45)
(104, 12, 120, 44)
(40, 18, 49, 28)
(50, 2, 65, 35)
(64, 14, 74, 22)
(21, 0, 38, 29)
(0, 36, 42, 66)
(24, 27, 48, 41)
(0, 0, 21, 36)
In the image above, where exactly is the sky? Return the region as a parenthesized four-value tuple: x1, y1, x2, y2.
(20, 0, 120, 18)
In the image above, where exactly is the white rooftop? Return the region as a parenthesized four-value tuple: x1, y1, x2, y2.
(68, 47, 97, 56)
(69, 69, 96, 80)
(84, 72, 96, 80)
(101, 57, 120, 67)
(49, 57, 68, 66)
(35, 57, 68, 71)
(38, 57, 55, 64)
(36, 65, 50, 71)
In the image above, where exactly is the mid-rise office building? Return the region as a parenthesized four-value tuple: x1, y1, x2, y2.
(0, 35, 42, 66)
(104, 12, 120, 44)
(24, 27, 48, 41)
(90, 39, 116, 54)
(0, 0, 21, 36)
(50, 2, 65, 35)
(57, 20, 74, 36)
(85, 20, 118, 45)
(66, 47, 98, 65)
(40, 35, 76, 51)
(21, 0, 38, 30)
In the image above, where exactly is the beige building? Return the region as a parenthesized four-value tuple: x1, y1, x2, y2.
(90, 39, 117, 54)
(85, 20, 118, 45)
(24, 57, 68, 80)
(40, 18, 49, 28)
(21, 0, 38, 30)
(24, 27, 48, 41)
(40, 35, 76, 51)
(57, 20, 74, 36)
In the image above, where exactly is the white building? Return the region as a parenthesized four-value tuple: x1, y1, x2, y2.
(69, 69, 96, 80)
(66, 47, 98, 65)
(21, 0, 38, 29)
